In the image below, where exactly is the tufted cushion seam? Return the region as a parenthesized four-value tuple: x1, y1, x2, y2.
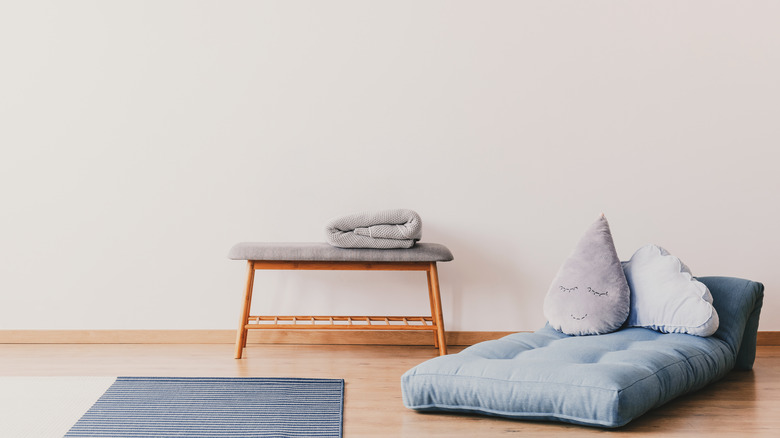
(413, 339, 729, 393)
(409, 372, 623, 392)
(408, 403, 622, 427)
(617, 345, 730, 395)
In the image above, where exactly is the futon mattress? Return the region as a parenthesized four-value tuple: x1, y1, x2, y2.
(402, 276, 764, 427)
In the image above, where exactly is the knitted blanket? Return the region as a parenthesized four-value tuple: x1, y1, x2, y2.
(325, 209, 422, 249)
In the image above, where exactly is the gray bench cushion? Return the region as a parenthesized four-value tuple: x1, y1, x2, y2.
(228, 242, 454, 262)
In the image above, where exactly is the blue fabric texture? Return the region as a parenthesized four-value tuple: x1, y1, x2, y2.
(401, 276, 763, 428)
(704, 276, 764, 370)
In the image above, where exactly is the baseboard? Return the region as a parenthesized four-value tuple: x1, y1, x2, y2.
(3, 330, 778, 346)
(0, 330, 514, 346)
(757, 331, 780, 346)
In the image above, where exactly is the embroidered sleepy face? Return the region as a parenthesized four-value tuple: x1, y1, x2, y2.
(543, 215, 630, 336)
(549, 282, 618, 331)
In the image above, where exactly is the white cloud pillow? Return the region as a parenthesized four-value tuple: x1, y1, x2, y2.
(622, 244, 719, 337)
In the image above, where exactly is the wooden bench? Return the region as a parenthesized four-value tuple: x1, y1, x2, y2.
(229, 242, 454, 359)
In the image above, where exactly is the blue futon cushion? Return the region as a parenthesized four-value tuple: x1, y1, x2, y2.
(401, 277, 764, 428)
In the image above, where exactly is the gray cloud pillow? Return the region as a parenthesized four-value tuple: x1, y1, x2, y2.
(543, 214, 630, 335)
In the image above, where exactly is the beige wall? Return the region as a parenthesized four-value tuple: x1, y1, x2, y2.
(1, 1, 777, 331)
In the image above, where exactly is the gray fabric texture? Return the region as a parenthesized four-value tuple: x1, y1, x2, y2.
(324, 209, 422, 249)
(228, 242, 453, 262)
(543, 214, 631, 336)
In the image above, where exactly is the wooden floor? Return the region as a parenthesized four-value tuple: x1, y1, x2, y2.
(1, 343, 778, 437)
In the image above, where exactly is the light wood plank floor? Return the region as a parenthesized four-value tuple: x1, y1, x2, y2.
(1, 343, 777, 437)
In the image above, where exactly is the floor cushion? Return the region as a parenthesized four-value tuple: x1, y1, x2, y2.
(401, 276, 764, 428)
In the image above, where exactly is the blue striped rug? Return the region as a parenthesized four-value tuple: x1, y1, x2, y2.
(64, 377, 344, 438)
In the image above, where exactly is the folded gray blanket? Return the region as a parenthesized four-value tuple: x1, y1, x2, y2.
(325, 209, 422, 249)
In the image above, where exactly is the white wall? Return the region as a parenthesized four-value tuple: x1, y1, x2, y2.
(1, 1, 777, 331)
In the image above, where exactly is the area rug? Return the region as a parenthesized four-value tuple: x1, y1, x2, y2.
(0, 377, 344, 438)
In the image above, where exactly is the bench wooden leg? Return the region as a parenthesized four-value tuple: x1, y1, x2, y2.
(427, 262, 447, 355)
(235, 261, 255, 359)
(426, 270, 439, 349)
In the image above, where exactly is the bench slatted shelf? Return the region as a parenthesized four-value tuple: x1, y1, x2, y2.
(229, 242, 454, 359)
